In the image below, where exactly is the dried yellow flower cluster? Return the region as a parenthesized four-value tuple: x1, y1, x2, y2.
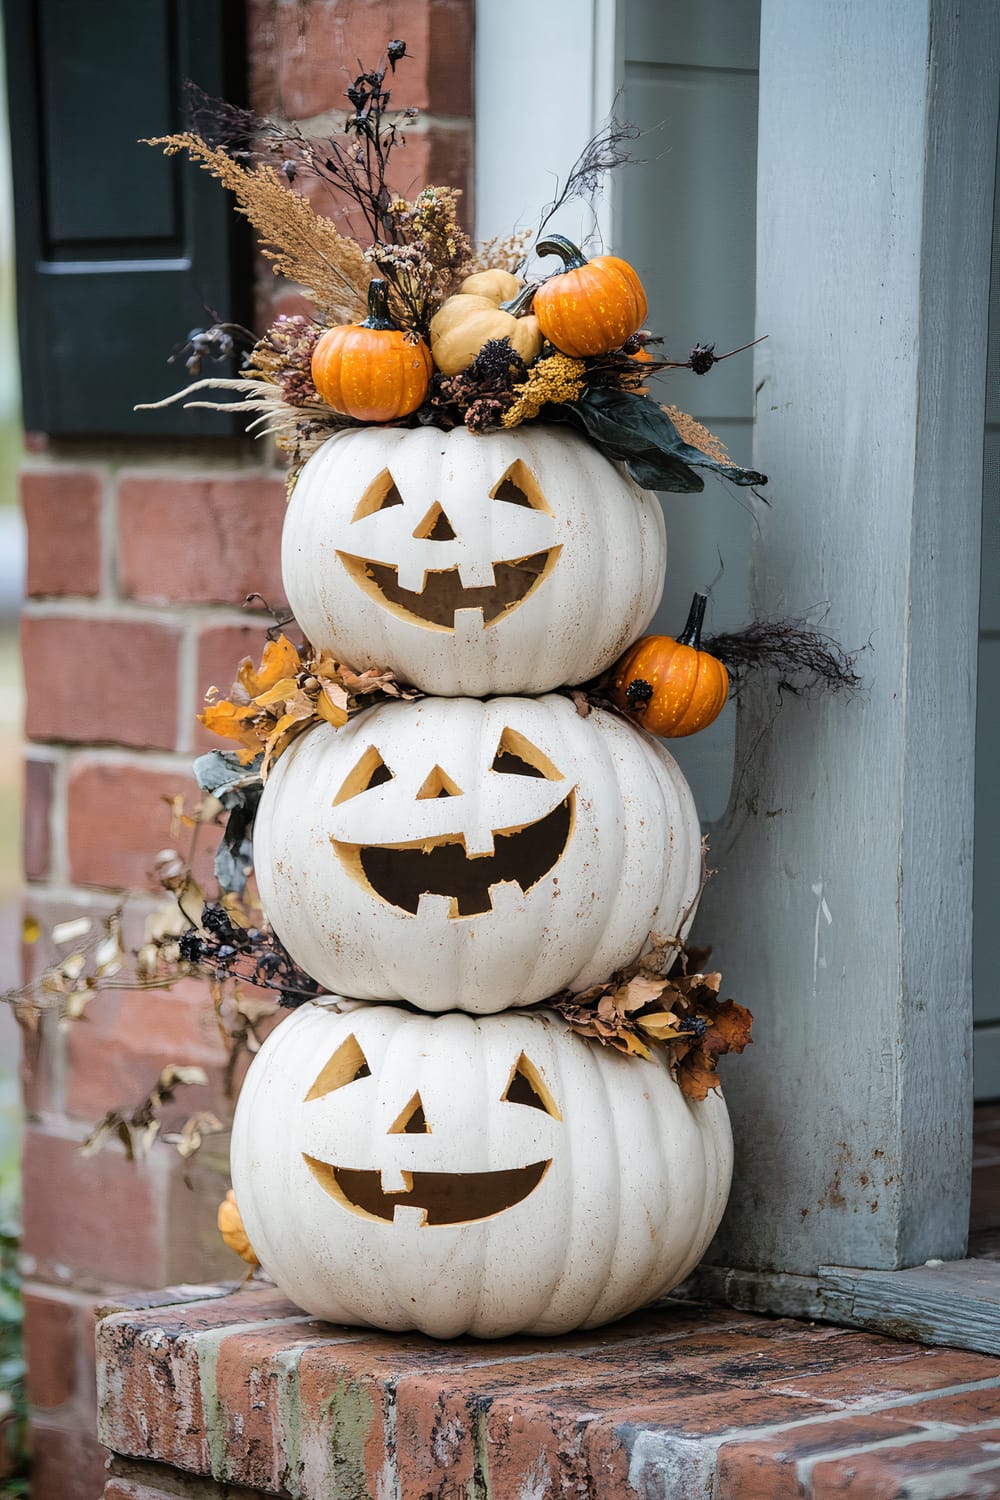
(663, 405, 735, 467)
(502, 353, 587, 428)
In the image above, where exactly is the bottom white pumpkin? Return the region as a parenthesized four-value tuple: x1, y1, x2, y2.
(231, 999, 733, 1338)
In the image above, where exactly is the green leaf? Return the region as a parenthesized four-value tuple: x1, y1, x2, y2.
(543, 388, 768, 491)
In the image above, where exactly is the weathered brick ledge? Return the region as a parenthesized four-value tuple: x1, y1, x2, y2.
(95, 1282, 1000, 1498)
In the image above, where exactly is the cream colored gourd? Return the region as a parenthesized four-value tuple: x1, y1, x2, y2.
(281, 424, 665, 697)
(230, 1000, 733, 1337)
(430, 269, 542, 374)
(252, 694, 703, 1013)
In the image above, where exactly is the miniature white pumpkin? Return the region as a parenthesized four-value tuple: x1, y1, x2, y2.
(252, 694, 703, 1013)
(281, 424, 665, 696)
(230, 1000, 733, 1338)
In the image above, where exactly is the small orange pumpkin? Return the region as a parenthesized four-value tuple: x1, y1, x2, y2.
(612, 592, 729, 738)
(311, 279, 432, 422)
(218, 1188, 259, 1267)
(532, 235, 648, 357)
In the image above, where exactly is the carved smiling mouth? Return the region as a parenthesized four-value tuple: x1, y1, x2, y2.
(337, 548, 561, 630)
(303, 1155, 551, 1225)
(334, 793, 575, 917)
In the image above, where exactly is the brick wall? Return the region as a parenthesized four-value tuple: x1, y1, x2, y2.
(17, 4, 475, 1494)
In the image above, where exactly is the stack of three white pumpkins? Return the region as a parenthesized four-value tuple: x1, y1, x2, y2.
(230, 421, 733, 1337)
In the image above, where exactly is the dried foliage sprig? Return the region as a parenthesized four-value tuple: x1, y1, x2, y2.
(535, 104, 643, 241)
(179, 59, 472, 334)
(81, 1066, 222, 1163)
(201, 632, 422, 778)
(178, 904, 321, 1011)
(146, 131, 369, 322)
(704, 617, 866, 699)
(548, 930, 753, 1100)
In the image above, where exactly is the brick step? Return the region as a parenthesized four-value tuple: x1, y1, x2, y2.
(94, 1282, 1000, 1499)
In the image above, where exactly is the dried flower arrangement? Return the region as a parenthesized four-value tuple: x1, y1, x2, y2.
(141, 50, 768, 495)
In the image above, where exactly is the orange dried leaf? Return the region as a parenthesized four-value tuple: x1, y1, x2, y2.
(200, 701, 261, 761)
(238, 634, 301, 697)
(636, 1009, 683, 1041)
(615, 974, 668, 1014)
(701, 999, 754, 1059)
(252, 675, 301, 709)
(316, 686, 349, 728)
(677, 1052, 723, 1101)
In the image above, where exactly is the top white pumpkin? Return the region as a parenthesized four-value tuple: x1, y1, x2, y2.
(282, 424, 665, 697)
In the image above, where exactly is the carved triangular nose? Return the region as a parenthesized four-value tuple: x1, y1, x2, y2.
(388, 1091, 431, 1134)
(415, 765, 463, 799)
(412, 502, 457, 540)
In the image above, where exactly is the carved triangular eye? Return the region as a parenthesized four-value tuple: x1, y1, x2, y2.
(491, 726, 563, 781)
(304, 1034, 372, 1101)
(333, 746, 394, 804)
(415, 765, 463, 799)
(388, 1091, 431, 1134)
(501, 1053, 561, 1119)
(490, 459, 553, 515)
(412, 502, 457, 541)
(352, 469, 404, 521)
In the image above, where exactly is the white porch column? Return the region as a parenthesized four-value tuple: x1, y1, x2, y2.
(701, 0, 999, 1273)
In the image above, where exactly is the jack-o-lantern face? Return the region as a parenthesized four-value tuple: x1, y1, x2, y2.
(253, 695, 705, 1014)
(330, 725, 575, 918)
(230, 1003, 734, 1337)
(300, 1032, 560, 1226)
(281, 426, 667, 696)
(338, 459, 561, 632)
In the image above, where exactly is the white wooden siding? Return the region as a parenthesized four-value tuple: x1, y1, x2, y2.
(975, 122, 1000, 1102)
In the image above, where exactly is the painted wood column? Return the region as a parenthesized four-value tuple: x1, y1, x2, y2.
(700, 0, 999, 1274)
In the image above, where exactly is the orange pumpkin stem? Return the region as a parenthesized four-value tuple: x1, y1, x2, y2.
(677, 592, 708, 650)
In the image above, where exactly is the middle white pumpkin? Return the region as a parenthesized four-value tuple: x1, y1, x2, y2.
(282, 423, 666, 696)
(253, 693, 703, 1013)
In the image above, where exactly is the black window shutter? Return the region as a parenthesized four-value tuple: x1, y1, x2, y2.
(4, 0, 252, 437)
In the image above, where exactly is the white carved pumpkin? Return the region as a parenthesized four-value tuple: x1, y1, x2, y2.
(282, 424, 665, 696)
(253, 694, 703, 1013)
(231, 1000, 733, 1337)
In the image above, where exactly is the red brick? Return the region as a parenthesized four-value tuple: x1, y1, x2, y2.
(268, 0, 475, 118)
(427, 0, 475, 115)
(810, 1433, 1000, 1498)
(23, 1289, 77, 1408)
(272, 0, 437, 118)
(23, 467, 104, 598)
(23, 756, 53, 880)
(247, 0, 279, 115)
(301, 123, 473, 224)
(64, 979, 229, 1125)
(67, 759, 217, 892)
(23, 616, 180, 750)
(21, 1123, 168, 1287)
(393, 125, 473, 210)
(117, 472, 287, 608)
(97, 1289, 309, 1469)
(27, 1418, 110, 1500)
(163, 1145, 244, 1288)
(194, 621, 276, 752)
(770, 1342, 1000, 1404)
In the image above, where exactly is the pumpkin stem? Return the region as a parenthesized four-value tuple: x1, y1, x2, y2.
(677, 592, 708, 649)
(536, 234, 589, 272)
(498, 282, 539, 317)
(360, 279, 397, 331)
